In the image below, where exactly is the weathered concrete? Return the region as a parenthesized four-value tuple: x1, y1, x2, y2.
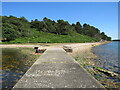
(13, 48, 105, 89)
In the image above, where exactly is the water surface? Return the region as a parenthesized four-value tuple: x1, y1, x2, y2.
(92, 41, 120, 82)
(2, 48, 36, 89)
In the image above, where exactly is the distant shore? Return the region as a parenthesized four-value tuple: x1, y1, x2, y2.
(112, 40, 120, 41)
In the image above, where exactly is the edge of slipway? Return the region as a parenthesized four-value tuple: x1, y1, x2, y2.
(12, 46, 107, 89)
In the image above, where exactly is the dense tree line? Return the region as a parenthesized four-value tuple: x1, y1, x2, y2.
(1, 15, 111, 42)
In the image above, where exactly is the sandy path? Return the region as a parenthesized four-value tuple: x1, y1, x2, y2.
(0, 41, 110, 48)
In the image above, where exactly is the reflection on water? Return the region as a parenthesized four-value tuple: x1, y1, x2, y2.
(2, 48, 32, 89)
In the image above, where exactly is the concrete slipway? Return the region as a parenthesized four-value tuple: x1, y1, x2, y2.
(13, 48, 105, 89)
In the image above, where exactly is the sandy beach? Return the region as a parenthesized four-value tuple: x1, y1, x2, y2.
(0, 41, 110, 49)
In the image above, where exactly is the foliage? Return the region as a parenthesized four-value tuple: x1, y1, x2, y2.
(9, 31, 99, 43)
(2, 15, 111, 43)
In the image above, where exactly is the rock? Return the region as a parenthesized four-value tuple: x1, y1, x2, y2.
(63, 46, 72, 52)
(93, 66, 118, 77)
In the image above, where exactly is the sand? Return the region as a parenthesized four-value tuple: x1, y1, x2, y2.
(0, 41, 110, 48)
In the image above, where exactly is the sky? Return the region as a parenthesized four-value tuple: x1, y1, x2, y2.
(1, 0, 119, 2)
(2, 2, 118, 40)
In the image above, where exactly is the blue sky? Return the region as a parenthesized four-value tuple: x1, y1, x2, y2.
(2, 2, 118, 39)
(1, 0, 119, 2)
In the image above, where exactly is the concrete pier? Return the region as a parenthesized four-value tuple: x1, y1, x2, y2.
(13, 48, 105, 89)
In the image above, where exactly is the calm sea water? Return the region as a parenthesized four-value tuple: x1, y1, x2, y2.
(2, 48, 30, 89)
(92, 41, 119, 74)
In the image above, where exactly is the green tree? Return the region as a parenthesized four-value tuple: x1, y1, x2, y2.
(57, 20, 71, 35)
(43, 17, 57, 33)
(2, 15, 111, 42)
(2, 23, 20, 41)
(74, 22, 83, 34)
(19, 16, 29, 23)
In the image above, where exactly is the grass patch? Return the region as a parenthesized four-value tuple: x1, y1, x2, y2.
(3, 31, 100, 44)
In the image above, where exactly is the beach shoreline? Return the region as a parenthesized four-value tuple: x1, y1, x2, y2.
(2, 41, 116, 88)
(0, 41, 111, 48)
